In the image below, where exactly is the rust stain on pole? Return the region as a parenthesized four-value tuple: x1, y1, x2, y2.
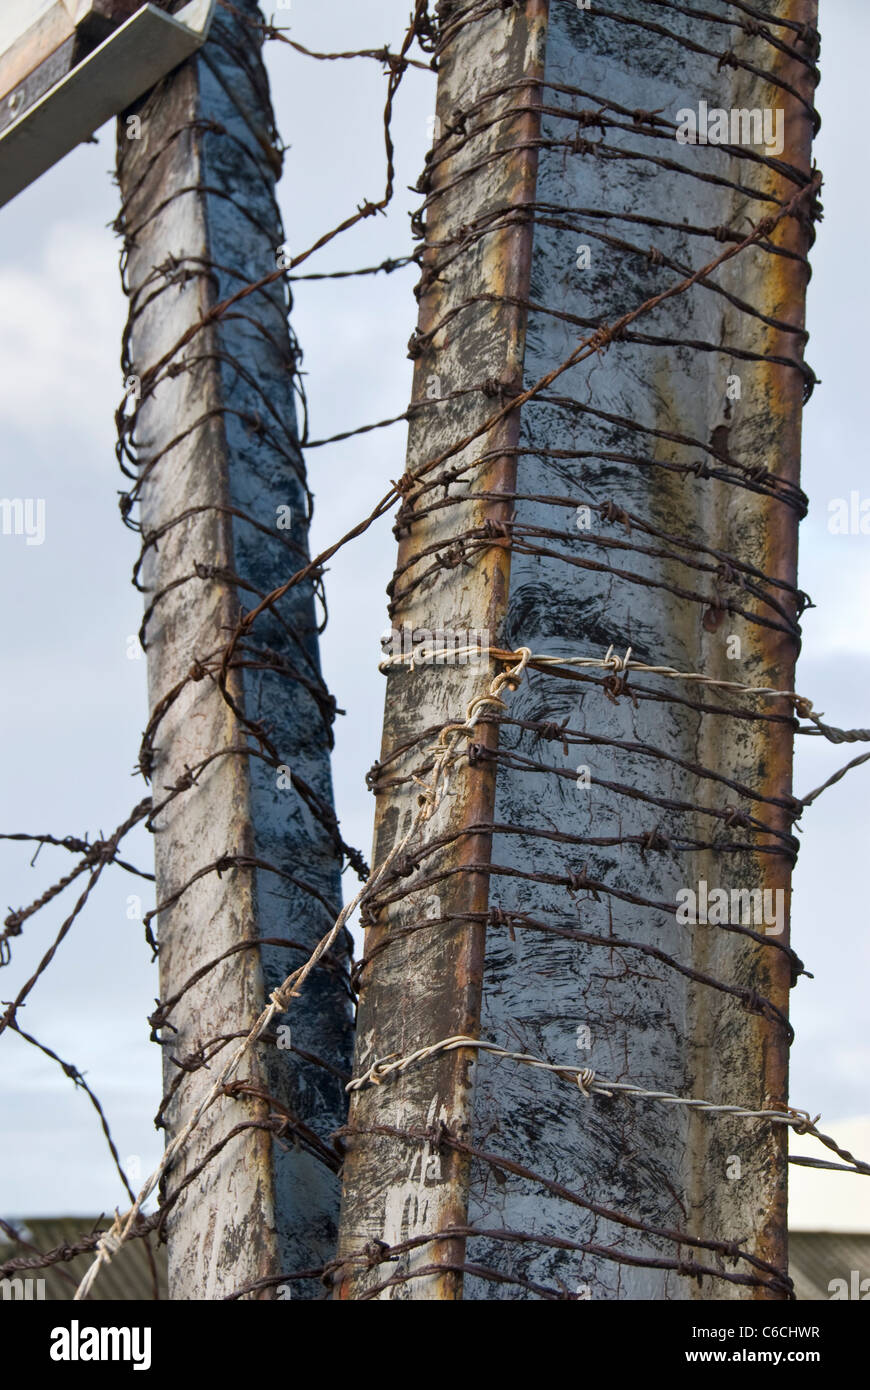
(118, 0, 351, 1298)
(338, 0, 817, 1299)
(686, 0, 818, 1297)
(335, 1, 548, 1300)
(744, 0, 819, 1289)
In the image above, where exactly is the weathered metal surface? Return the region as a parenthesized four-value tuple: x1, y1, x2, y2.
(464, 0, 816, 1301)
(117, 0, 351, 1298)
(335, 0, 548, 1300)
(337, 0, 815, 1299)
(683, 0, 819, 1294)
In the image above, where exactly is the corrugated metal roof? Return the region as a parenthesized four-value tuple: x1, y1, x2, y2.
(790, 1231, 870, 1301)
(0, 1217, 168, 1300)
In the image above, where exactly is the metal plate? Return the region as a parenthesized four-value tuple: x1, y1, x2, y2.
(0, 0, 215, 209)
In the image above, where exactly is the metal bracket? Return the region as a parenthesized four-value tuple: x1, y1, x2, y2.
(0, 0, 217, 210)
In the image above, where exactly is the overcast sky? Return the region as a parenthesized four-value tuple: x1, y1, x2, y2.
(0, 0, 867, 1236)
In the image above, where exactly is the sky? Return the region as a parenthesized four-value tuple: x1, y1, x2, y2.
(0, 0, 867, 1236)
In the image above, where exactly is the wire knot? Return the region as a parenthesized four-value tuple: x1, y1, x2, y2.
(391, 472, 417, 497)
(97, 1219, 123, 1262)
(787, 1106, 821, 1136)
(270, 986, 296, 1012)
(576, 1068, 596, 1097)
(600, 499, 632, 531)
(488, 906, 513, 929)
(602, 644, 633, 702)
(641, 824, 670, 855)
(567, 865, 601, 901)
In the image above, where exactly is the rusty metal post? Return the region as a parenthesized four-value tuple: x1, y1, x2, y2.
(334, 0, 548, 1300)
(336, 0, 818, 1299)
(116, 0, 352, 1298)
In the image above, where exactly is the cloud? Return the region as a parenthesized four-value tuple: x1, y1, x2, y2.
(0, 220, 122, 446)
(790, 1116, 870, 1232)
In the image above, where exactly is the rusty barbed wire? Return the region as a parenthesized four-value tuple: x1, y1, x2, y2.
(2, 0, 861, 1304)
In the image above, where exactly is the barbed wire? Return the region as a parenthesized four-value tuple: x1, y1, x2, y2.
(346, 1032, 870, 1177)
(2, 0, 858, 1304)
